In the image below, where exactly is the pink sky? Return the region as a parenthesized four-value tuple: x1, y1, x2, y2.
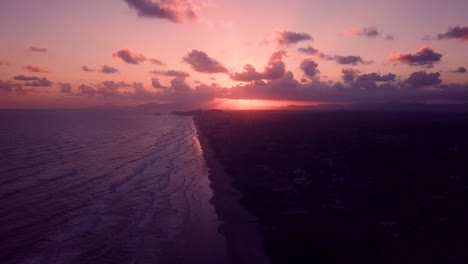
(0, 0, 467, 109)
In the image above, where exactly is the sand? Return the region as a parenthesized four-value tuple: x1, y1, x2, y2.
(193, 117, 269, 264)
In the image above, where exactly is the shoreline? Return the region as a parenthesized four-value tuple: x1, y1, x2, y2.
(193, 116, 269, 264)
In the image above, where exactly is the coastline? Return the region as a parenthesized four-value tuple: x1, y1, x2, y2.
(193, 116, 269, 264)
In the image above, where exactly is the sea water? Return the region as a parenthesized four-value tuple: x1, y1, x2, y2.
(0, 110, 227, 263)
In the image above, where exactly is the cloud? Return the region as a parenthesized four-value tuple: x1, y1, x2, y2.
(169, 77, 192, 92)
(82, 66, 95, 72)
(350, 26, 379, 38)
(72, 77, 226, 108)
(150, 58, 165, 65)
(451, 67, 467, 74)
(225, 69, 468, 104)
(123, 0, 197, 23)
(101, 65, 119, 74)
(404, 71, 441, 88)
(297, 46, 334, 60)
(154, 78, 226, 103)
(152, 78, 164, 89)
(298, 46, 320, 55)
(150, 70, 190, 77)
(437, 25, 468, 41)
(67, 72, 468, 107)
(15, 87, 38, 95)
(345, 71, 397, 90)
(13, 75, 53, 87)
(390, 46, 442, 67)
(300, 59, 319, 79)
(272, 30, 313, 45)
(230, 50, 287, 81)
(0, 81, 20, 93)
(182, 50, 228, 73)
(0, 60, 11, 66)
(59, 83, 72, 93)
(24, 65, 50, 73)
(13, 75, 39, 81)
(421, 35, 434, 41)
(28, 46, 47, 52)
(78, 84, 97, 96)
(112, 49, 147, 64)
(341, 68, 360, 83)
(360, 72, 397, 82)
(385, 35, 395, 41)
(26, 78, 53, 87)
(334, 55, 372, 65)
(77, 81, 134, 96)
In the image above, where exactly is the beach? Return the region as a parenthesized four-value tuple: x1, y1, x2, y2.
(194, 115, 269, 264)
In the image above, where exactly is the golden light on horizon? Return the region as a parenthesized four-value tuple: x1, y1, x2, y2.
(209, 98, 319, 110)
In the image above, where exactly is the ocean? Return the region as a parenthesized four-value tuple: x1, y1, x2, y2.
(0, 110, 227, 263)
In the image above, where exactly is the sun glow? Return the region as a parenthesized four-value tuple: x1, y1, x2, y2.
(208, 98, 319, 110)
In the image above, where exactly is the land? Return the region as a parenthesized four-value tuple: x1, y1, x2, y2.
(193, 110, 468, 264)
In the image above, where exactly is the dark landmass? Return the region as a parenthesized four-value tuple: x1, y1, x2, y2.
(194, 110, 468, 264)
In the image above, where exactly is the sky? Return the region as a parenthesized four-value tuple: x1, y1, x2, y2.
(0, 0, 467, 109)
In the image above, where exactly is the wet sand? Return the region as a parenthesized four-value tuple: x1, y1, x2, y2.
(194, 117, 269, 264)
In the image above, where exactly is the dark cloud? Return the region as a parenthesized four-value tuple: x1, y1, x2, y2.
(169, 77, 191, 92)
(153, 79, 226, 105)
(262, 50, 287, 79)
(123, 0, 197, 23)
(77, 81, 134, 96)
(24, 65, 50, 73)
(101, 65, 119, 74)
(348, 72, 397, 90)
(385, 35, 395, 41)
(70, 77, 227, 108)
(78, 84, 97, 96)
(225, 70, 468, 104)
(341, 68, 360, 83)
(404, 71, 441, 88)
(300, 59, 319, 79)
(26, 78, 53, 87)
(360, 72, 397, 82)
(99, 81, 131, 93)
(14, 75, 39, 81)
(0, 81, 20, 92)
(82, 66, 95, 72)
(182, 50, 228, 73)
(230, 50, 287, 82)
(68, 73, 468, 107)
(152, 78, 164, 89)
(230, 64, 263, 82)
(273, 30, 313, 45)
(28, 46, 47, 52)
(60, 83, 72, 93)
(15, 87, 38, 95)
(150, 70, 190, 77)
(113, 49, 146, 64)
(13, 75, 53, 87)
(451, 67, 467, 74)
(334, 55, 372, 65)
(298, 46, 320, 55)
(297, 46, 334, 60)
(437, 25, 468, 41)
(390, 46, 442, 68)
(150, 58, 165, 66)
(353, 27, 379, 38)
